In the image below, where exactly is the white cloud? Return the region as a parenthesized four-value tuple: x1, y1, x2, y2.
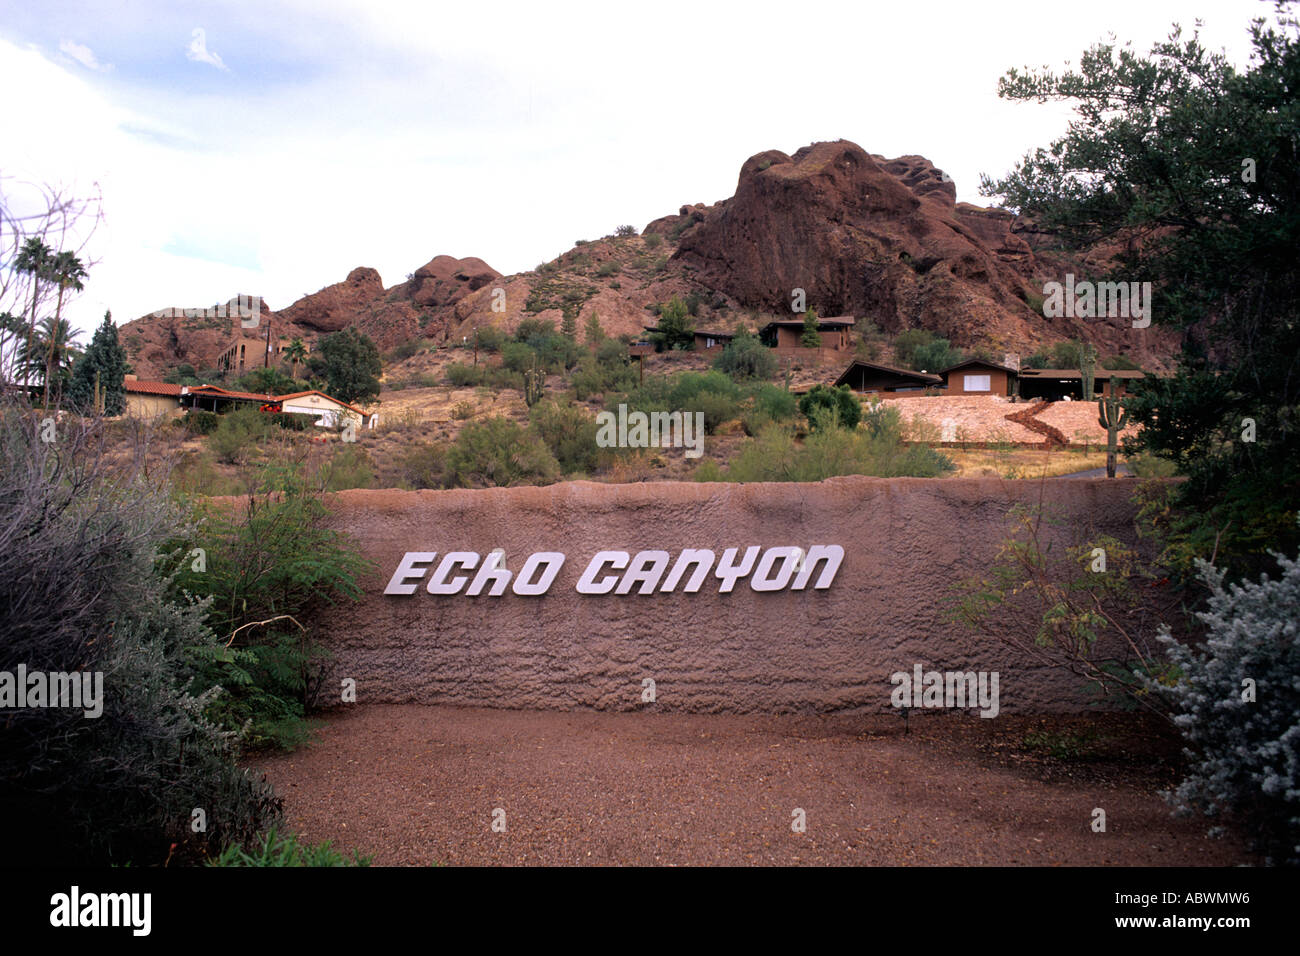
(58, 39, 111, 72)
(185, 27, 228, 71)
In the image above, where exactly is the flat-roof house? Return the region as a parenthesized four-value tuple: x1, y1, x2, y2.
(760, 315, 855, 352)
(940, 359, 1017, 397)
(692, 329, 735, 352)
(1016, 368, 1147, 401)
(833, 360, 944, 394)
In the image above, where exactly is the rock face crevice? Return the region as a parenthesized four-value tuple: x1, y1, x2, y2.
(309, 477, 1151, 714)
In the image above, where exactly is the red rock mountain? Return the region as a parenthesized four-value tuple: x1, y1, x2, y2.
(118, 140, 1174, 379)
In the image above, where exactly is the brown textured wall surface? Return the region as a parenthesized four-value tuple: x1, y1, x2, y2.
(314, 478, 1143, 714)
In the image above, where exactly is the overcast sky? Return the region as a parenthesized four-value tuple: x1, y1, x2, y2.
(0, 0, 1269, 337)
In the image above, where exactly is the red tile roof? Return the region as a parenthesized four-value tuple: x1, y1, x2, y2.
(123, 380, 182, 397)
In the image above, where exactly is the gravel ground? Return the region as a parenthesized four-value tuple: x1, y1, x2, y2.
(252, 706, 1251, 867)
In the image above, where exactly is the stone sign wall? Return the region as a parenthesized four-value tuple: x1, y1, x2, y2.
(312, 477, 1146, 714)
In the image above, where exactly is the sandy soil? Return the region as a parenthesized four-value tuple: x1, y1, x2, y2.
(253, 706, 1250, 867)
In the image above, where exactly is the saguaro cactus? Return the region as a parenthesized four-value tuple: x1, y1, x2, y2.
(523, 360, 545, 408)
(1097, 376, 1129, 478)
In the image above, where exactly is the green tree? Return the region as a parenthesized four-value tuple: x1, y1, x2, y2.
(649, 296, 694, 351)
(14, 236, 52, 388)
(713, 328, 777, 381)
(44, 251, 87, 405)
(798, 384, 862, 431)
(981, 9, 1300, 577)
(307, 328, 381, 404)
(799, 308, 822, 348)
(285, 338, 307, 380)
(68, 310, 129, 414)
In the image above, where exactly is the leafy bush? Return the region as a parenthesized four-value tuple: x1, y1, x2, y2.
(266, 412, 316, 431)
(184, 410, 221, 435)
(799, 384, 862, 431)
(175, 470, 373, 749)
(232, 366, 299, 395)
(307, 328, 382, 404)
(315, 444, 373, 492)
(1150, 542, 1300, 864)
(529, 400, 600, 474)
(401, 443, 447, 489)
(744, 383, 799, 434)
(476, 326, 506, 352)
(207, 407, 274, 464)
(0, 399, 281, 865)
(210, 828, 371, 867)
(443, 417, 561, 488)
(501, 341, 538, 374)
(1101, 353, 1141, 370)
(446, 363, 483, 387)
(722, 417, 955, 482)
(648, 296, 694, 351)
(713, 329, 776, 381)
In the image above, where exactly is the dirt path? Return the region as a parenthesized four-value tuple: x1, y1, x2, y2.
(253, 706, 1250, 866)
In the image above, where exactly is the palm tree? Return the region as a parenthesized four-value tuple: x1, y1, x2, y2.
(286, 338, 307, 382)
(44, 251, 87, 405)
(0, 311, 24, 384)
(18, 316, 81, 402)
(14, 237, 52, 388)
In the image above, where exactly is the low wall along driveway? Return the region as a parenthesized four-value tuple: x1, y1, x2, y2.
(316, 478, 1144, 714)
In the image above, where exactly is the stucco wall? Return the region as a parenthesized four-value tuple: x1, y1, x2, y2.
(313, 477, 1147, 714)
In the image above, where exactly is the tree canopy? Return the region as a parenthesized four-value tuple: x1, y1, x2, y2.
(981, 6, 1300, 578)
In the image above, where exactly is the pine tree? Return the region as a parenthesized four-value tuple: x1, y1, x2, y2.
(68, 310, 129, 414)
(800, 308, 822, 348)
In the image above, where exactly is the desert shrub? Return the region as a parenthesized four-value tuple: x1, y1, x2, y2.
(615, 224, 637, 237)
(401, 443, 447, 489)
(530, 400, 600, 474)
(685, 291, 704, 316)
(174, 469, 373, 750)
(171, 450, 246, 497)
(476, 325, 506, 352)
(315, 444, 374, 492)
(744, 383, 799, 434)
(596, 261, 621, 277)
(501, 341, 538, 374)
(446, 363, 483, 387)
(386, 339, 426, 362)
(799, 384, 862, 431)
(644, 232, 663, 250)
(184, 410, 221, 435)
(209, 827, 372, 866)
(572, 346, 636, 401)
(713, 329, 777, 381)
(266, 412, 316, 431)
(451, 401, 474, 420)
(208, 407, 274, 464)
(0, 400, 281, 865)
(443, 417, 561, 488)
(860, 396, 902, 439)
(722, 411, 952, 482)
(484, 367, 525, 391)
(1102, 353, 1142, 370)
(1149, 542, 1300, 864)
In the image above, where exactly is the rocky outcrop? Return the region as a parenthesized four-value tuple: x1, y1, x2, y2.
(403, 255, 502, 308)
(276, 266, 385, 333)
